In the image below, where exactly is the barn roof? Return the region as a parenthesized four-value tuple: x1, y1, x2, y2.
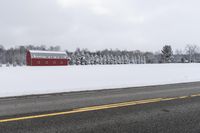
(28, 50, 67, 59)
(29, 50, 66, 54)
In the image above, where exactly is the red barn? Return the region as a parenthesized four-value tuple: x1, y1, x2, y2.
(26, 50, 69, 66)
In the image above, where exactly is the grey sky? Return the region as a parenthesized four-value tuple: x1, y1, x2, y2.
(0, 0, 200, 51)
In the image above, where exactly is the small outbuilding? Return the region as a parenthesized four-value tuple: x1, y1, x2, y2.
(26, 50, 69, 66)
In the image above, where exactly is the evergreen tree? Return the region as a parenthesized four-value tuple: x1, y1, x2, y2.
(161, 45, 173, 63)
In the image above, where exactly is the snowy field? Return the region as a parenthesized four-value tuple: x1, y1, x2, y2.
(0, 64, 200, 98)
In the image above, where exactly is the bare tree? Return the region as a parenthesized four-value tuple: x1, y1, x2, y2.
(185, 45, 199, 63)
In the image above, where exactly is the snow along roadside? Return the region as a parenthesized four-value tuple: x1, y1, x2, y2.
(0, 63, 200, 98)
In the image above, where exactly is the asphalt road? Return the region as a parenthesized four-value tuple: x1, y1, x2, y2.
(1, 82, 200, 133)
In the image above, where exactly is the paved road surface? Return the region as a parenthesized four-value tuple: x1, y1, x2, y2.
(1, 82, 200, 132)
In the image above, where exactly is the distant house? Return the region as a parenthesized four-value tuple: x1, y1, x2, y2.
(26, 50, 69, 66)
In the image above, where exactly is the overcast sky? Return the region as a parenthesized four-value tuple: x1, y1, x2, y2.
(0, 0, 200, 51)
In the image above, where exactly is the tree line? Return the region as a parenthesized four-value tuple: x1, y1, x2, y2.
(0, 44, 200, 66)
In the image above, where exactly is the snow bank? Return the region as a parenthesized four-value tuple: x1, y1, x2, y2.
(0, 64, 200, 98)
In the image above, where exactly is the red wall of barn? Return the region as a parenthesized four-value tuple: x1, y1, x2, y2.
(31, 58, 68, 66)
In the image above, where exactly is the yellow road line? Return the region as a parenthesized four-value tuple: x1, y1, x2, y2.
(161, 97, 177, 101)
(179, 96, 188, 99)
(0, 93, 200, 123)
(191, 94, 200, 97)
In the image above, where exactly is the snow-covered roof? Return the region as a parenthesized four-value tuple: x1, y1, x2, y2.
(29, 50, 66, 54)
(28, 50, 67, 59)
